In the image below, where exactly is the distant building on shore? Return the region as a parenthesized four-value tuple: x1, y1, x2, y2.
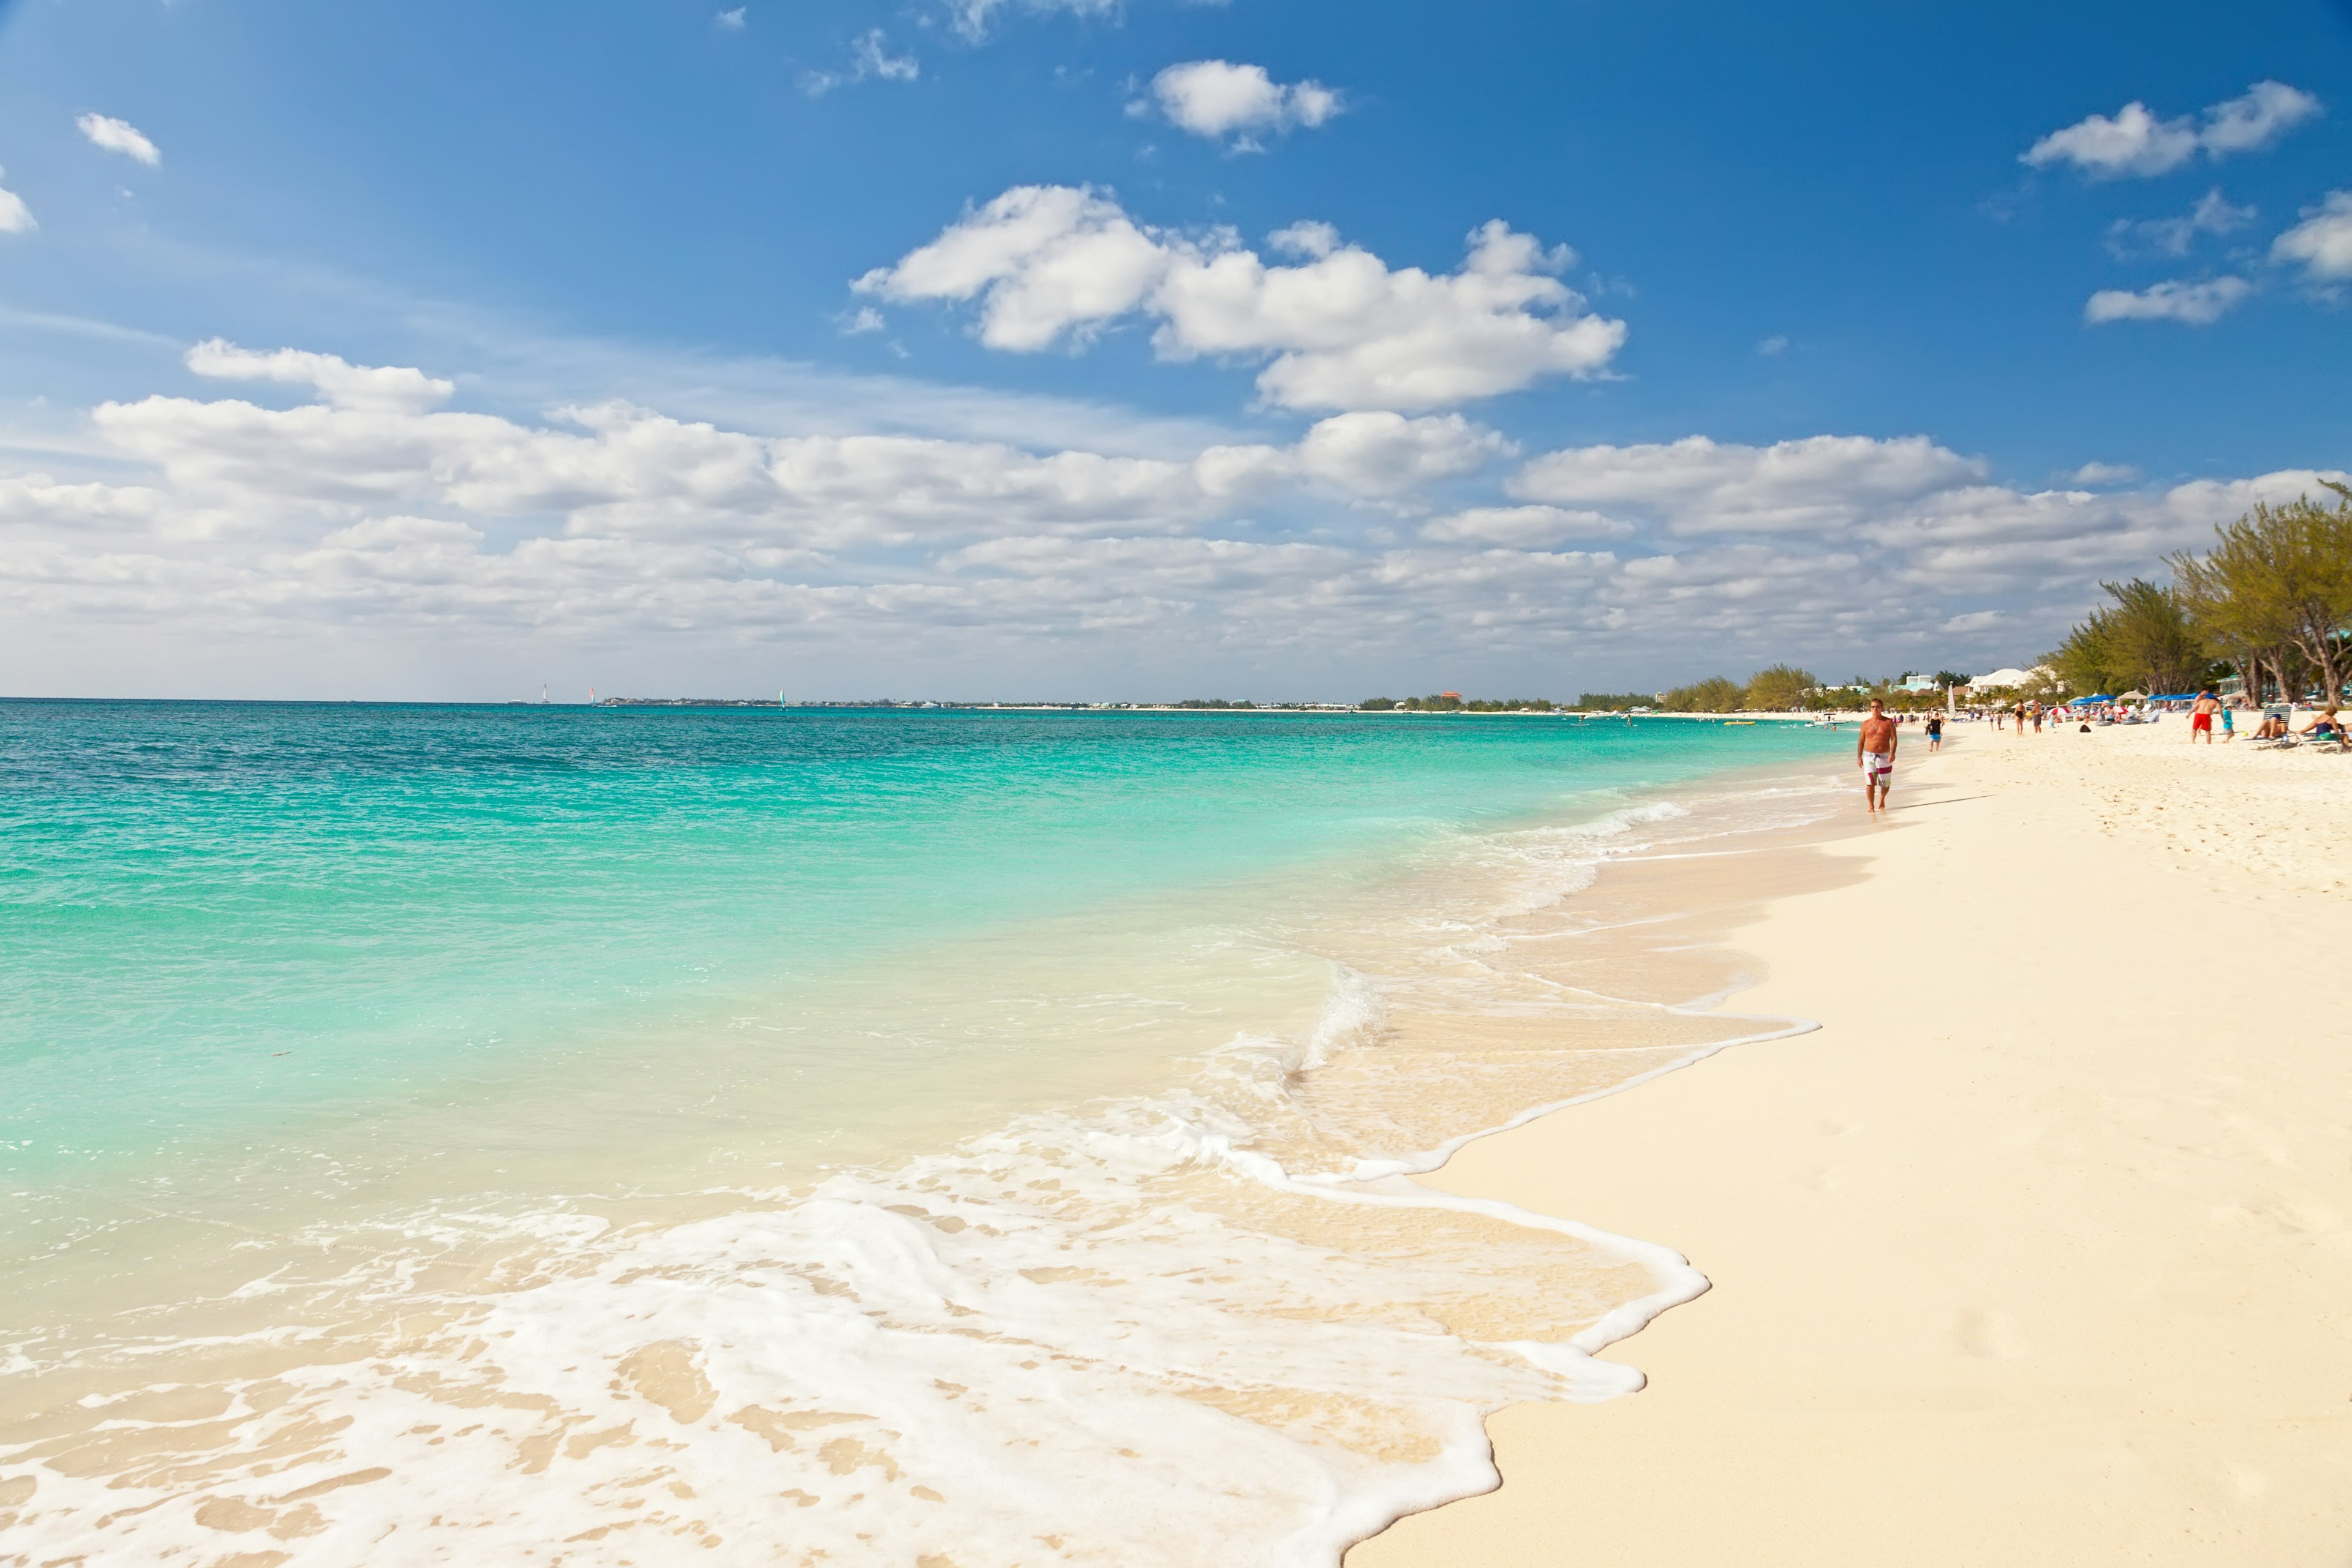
(1962, 665, 2049, 694)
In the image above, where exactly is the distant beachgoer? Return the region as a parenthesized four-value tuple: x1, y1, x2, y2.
(1857, 698, 1898, 815)
(2252, 711, 2289, 741)
(2031, 704, 2043, 734)
(2220, 704, 2234, 742)
(1926, 714, 1943, 752)
(2190, 690, 2218, 744)
(2299, 706, 2343, 744)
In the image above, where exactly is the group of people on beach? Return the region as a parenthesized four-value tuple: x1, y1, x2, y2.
(2188, 690, 2344, 746)
(1858, 688, 2347, 811)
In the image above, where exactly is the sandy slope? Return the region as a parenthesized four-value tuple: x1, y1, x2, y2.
(1351, 720, 2352, 1566)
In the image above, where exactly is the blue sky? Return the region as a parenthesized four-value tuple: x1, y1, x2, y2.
(1, 0, 2347, 699)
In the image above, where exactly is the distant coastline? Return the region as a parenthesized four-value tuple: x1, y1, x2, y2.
(590, 697, 1833, 719)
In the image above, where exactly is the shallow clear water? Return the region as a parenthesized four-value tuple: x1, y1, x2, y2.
(0, 701, 1848, 1564)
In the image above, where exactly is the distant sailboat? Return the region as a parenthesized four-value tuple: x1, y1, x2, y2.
(589, 687, 597, 705)
(541, 684, 549, 704)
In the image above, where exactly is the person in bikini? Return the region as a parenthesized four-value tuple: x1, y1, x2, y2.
(1857, 698, 1898, 815)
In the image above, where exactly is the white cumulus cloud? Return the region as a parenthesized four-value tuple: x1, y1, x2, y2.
(1149, 61, 1342, 144)
(1268, 221, 1340, 260)
(2201, 80, 2322, 153)
(853, 186, 1624, 410)
(77, 113, 161, 166)
(0, 177, 32, 235)
(802, 29, 918, 96)
(187, 339, 458, 413)
(1420, 505, 1634, 547)
(2105, 187, 2255, 258)
(944, 0, 1115, 43)
(2023, 81, 2319, 178)
(1508, 434, 1984, 535)
(1292, 412, 1506, 495)
(2082, 276, 2250, 325)
(2271, 190, 2352, 282)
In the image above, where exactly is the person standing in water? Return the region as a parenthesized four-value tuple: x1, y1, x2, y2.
(1858, 698, 1898, 815)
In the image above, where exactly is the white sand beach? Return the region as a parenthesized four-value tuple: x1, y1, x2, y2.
(1353, 717, 2352, 1566)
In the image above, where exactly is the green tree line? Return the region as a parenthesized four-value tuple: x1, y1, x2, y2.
(2049, 483, 2352, 703)
(1575, 666, 1844, 712)
(1359, 695, 1561, 710)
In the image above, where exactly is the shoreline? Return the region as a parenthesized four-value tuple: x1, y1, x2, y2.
(1351, 723, 2352, 1564)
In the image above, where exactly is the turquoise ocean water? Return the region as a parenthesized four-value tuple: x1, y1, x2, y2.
(1, 701, 1847, 1566)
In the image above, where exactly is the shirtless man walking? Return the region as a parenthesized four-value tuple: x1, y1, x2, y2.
(1857, 697, 1898, 815)
(2190, 689, 2219, 744)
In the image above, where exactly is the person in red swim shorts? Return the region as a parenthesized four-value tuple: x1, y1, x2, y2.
(2190, 689, 2218, 744)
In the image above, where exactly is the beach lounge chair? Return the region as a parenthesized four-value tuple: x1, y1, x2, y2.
(2245, 708, 2297, 747)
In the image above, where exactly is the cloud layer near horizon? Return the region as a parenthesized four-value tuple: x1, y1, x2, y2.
(0, 341, 2335, 693)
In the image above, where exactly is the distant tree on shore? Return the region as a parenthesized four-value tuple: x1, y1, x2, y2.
(1355, 695, 1560, 712)
(1662, 676, 1744, 712)
(2166, 487, 2352, 705)
(1743, 665, 1817, 710)
(2048, 578, 2207, 696)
